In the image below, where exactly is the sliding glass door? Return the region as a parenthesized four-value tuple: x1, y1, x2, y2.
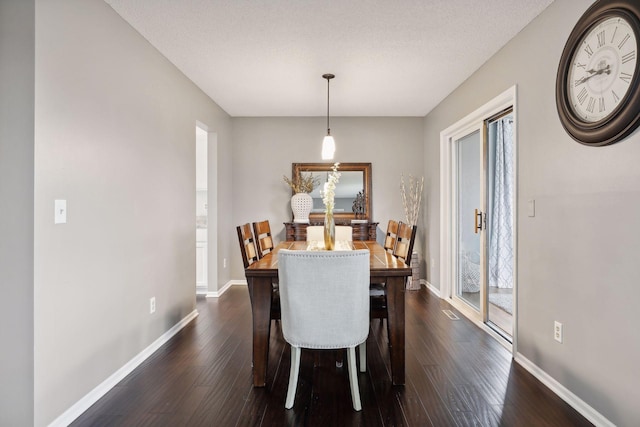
(451, 113, 514, 340)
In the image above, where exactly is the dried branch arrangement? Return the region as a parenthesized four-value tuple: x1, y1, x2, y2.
(283, 171, 320, 193)
(400, 174, 424, 226)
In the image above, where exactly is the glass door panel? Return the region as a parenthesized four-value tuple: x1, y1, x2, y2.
(455, 129, 482, 312)
(485, 113, 514, 339)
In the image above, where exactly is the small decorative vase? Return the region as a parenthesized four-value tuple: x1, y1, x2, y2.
(324, 211, 335, 250)
(291, 193, 313, 223)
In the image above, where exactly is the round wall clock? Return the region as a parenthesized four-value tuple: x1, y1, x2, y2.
(556, 0, 640, 146)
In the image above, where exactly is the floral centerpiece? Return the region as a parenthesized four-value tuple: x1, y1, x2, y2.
(320, 163, 340, 249)
(284, 171, 320, 223)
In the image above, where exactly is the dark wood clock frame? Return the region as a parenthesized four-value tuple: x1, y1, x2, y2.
(556, 0, 640, 146)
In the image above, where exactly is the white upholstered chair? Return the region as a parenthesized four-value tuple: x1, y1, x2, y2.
(277, 249, 370, 411)
(336, 226, 353, 241)
(306, 225, 353, 242)
(305, 225, 324, 241)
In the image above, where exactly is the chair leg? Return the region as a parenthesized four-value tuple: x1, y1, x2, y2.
(347, 347, 362, 411)
(358, 341, 366, 372)
(285, 346, 301, 409)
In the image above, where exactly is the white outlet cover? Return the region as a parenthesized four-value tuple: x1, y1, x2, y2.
(554, 321, 563, 343)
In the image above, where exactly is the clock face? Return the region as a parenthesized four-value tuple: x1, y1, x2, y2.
(567, 15, 638, 123)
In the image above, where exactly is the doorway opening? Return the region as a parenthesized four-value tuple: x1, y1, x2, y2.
(196, 126, 208, 294)
(440, 86, 517, 349)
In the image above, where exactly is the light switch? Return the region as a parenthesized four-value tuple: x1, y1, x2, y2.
(527, 199, 535, 217)
(55, 199, 67, 224)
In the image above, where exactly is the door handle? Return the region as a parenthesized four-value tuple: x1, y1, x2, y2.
(474, 209, 484, 233)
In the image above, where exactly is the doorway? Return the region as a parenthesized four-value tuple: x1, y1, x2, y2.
(440, 86, 517, 348)
(196, 126, 208, 294)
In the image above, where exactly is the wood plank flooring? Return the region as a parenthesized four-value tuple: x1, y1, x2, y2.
(72, 286, 592, 426)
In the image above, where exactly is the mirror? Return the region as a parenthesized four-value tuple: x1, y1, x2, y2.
(292, 162, 372, 222)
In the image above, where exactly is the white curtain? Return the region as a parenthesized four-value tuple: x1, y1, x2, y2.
(487, 117, 514, 289)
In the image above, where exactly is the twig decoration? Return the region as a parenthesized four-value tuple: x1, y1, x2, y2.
(400, 174, 424, 226)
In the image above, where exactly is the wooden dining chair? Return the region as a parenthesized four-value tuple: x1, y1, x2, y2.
(278, 249, 370, 411)
(236, 223, 259, 268)
(370, 219, 399, 318)
(383, 219, 399, 253)
(252, 220, 275, 259)
(237, 223, 280, 319)
(370, 222, 417, 321)
(393, 222, 417, 265)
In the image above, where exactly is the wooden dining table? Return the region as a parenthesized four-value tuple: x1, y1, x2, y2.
(244, 240, 412, 387)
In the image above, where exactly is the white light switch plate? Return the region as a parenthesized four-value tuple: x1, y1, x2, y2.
(54, 199, 67, 224)
(527, 199, 535, 217)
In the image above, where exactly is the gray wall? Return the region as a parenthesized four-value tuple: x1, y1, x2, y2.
(424, 0, 640, 424)
(33, 0, 232, 424)
(0, 0, 35, 425)
(231, 117, 424, 279)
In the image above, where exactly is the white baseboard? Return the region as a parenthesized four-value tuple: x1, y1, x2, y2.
(515, 353, 614, 427)
(206, 279, 246, 298)
(423, 280, 441, 297)
(49, 309, 199, 427)
(196, 284, 208, 295)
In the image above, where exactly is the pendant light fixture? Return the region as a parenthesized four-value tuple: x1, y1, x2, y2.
(321, 73, 335, 160)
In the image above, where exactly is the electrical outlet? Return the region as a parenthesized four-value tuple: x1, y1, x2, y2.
(223, 258, 227, 268)
(554, 321, 563, 343)
(150, 297, 156, 314)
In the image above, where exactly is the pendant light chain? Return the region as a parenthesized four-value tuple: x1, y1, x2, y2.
(323, 73, 334, 135)
(326, 76, 331, 135)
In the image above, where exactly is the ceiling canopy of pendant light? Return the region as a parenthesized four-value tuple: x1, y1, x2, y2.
(321, 73, 335, 160)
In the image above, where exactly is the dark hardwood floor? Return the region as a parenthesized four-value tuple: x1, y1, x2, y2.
(72, 286, 592, 426)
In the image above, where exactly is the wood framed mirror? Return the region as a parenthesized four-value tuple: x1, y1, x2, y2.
(291, 162, 372, 222)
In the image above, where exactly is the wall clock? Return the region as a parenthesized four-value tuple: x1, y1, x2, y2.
(556, 0, 640, 146)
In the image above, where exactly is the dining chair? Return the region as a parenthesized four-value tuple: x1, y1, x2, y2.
(236, 223, 259, 268)
(371, 219, 399, 319)
(252, 220, 275, 259)
(306, 225, 353, 241)
(393, 222, 417, 265)
(277, 249, 370, 411)
(370, 222, 417, 321)
(305, 226, 324, 241)
(383, 219, 399, 253)
(237, 223, 280, 319)
(336, 225, 353, 241)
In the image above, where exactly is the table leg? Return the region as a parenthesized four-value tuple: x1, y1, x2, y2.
(385, 275, 406, 385)
(247, 276, 273, 387)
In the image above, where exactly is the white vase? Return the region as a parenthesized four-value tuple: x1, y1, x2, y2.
(291, 193, 313, 223)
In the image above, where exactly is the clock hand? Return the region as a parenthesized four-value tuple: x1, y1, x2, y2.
(575, 64, 611, 85)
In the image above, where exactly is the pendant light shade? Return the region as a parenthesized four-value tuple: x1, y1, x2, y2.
(321, 73, 335, 160)
(322, 135, 335, 160)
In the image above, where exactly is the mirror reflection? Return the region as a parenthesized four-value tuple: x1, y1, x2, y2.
(304, 171, 363, 213)
(291, 163, 371, 221)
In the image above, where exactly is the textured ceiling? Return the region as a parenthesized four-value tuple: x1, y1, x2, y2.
(104, 0, 554, 117)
